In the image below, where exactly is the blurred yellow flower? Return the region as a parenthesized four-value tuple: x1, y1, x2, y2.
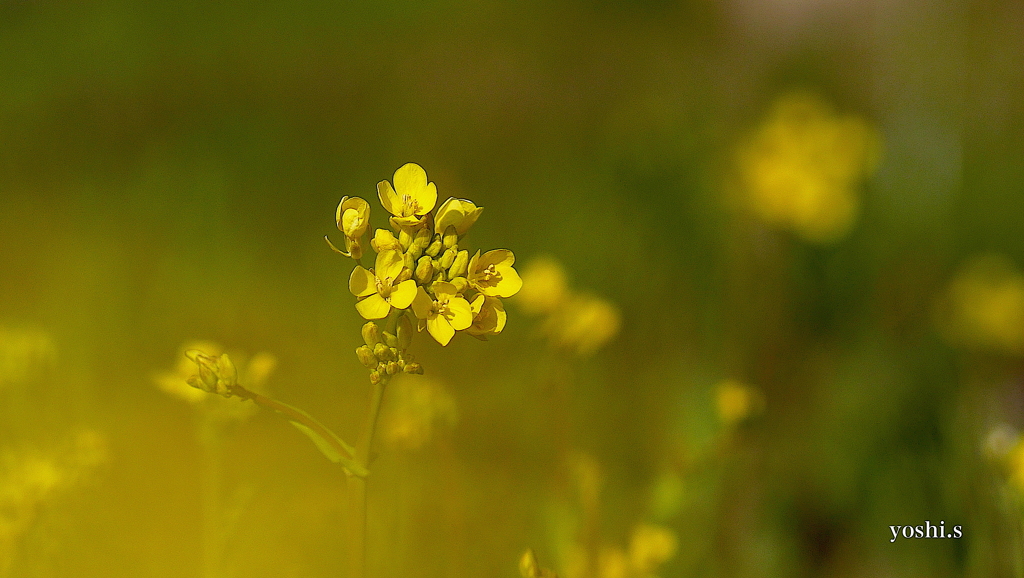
(412, 282, 473, 346)
(468, 249, 523, 298)
(1007, 438, 1024, 491)
(628, 524, 677, 575)
(517, 256, 570, 315)
(715, 379, 763, 427)
(349, 249, 417, 319)
(377, 162, 438, 229)
(935, 254, 1024, 355)
(0, 326, 54, 391)
(435, 197, 484, 236)
(737, 91, 881, 243)
(548, 294, 622, 356)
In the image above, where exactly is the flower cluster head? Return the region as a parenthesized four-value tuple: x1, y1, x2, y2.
(332, 163, 522, 380)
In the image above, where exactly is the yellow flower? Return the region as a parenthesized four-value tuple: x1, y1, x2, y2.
(737, 91, 880, 242)
(349, 249, 417, 319)
(935, 254, 1024, 354)
(466, 295, 507, 339)
(377, 163, 438, 229)
(546, 294, 621, 356)
(411, 282, 473, 345)
(628, 524, 678, 575)
(468, 249, 523, 298)
(370, 228, 403, 253)
(516, 256, 570, 315)
(434, 197, 484, 236)
(715, 379, 763, 427)
(335, 196, 370, 239)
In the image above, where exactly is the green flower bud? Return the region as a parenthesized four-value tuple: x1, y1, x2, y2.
(439, 248, 456, 270)
(398, 228, 413, 251)
(403, 362, 424, 375)
(356, 345, 376, 368)
(410, 227, 432, 259)
(442, 225, 458, 250)
(397, 314, 413, 349)
(425, 238, 443, 258)
(369, 370, 382, 385)
(382, 331, 399, 349)
(385, 361, 400, 375)
(395, 266, 413, 283)
(449, 250, 469, 279)
(403, 251, 416, 273)
(373, 343, 389, 360)
(415, 256, 434, 285)
(361, 321, 380, 346)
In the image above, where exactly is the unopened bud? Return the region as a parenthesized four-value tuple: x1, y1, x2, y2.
(403, 362, 424, 375)
(409, 228, 432, 259)
(398, 228, 413, 251)
(397, 314, 413, 349)
(450, 276, 469, 293)
(369, 370, 382, 385)
(403, 251, 416, 272)
(216, 354, 238, 388)
(439, 248, 456, 270)
(425, 238, 443, 258)
(449, 250, 469, 279)
(198, 363, 217, 390)
(356, 345, 376, 368)
(373, 343, 389, 360)
(385, 361, 400, 375)
(442, 225, 458, 250)
(415, 256, 434, 285)
(382, 331, 399, 349)
(361, 321, 380, 346)
(395, 267, 413, 283)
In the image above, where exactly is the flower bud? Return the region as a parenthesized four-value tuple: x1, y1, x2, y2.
(403, 362, 424, 375)
(361, 321, 380, 346)
(439, 248, 456, 270)
(395, 267, 413, 283)
(442, 225, 458, 250)
(449, 250, 469, 279)
(373, 343, 389, 360)
(449, 276, 469, 293)
(397, 314, 413, 349)
(410, 227, 432, 259)
(198, 362, 218, 390)
(356, 345, 377, 368)
(217, 354, 238, 387)
(369, 370, 382, 385)
(415, 256, 434, 285)
(425, 238, 443, 258)
(404, 251, 416, 272)
(398, 228, 413, 251)
(385, 361, 400, 375)
(382, 331, 399, 349)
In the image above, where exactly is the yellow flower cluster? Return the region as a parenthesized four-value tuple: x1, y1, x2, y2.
(736, 91, 881, 243)
(332, 163, 522, 368)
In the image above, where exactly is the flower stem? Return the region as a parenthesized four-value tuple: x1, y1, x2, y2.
(347, 377, 387, 578)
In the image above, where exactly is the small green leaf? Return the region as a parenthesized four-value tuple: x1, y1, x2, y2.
(290, 422, 369, 478)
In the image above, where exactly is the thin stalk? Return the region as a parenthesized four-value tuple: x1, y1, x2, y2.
(347, 377, 387, 578)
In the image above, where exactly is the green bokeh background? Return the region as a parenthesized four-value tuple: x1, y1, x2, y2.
(1, 1, 1022, 576)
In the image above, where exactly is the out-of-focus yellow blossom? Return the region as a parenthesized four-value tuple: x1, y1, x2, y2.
(596, 546, 629, 578)
(412, 282, 473, 346)
(715, 379, 764, 427)
(0, 326, 54, 391)
(517, 257, 570, 315)
(547, 294, 622, 356)
(935, 254, 1024, 355)
(468, 249, 523, 298)
(628, 524, 678, 575)
(381, 375, 458, 450)
(736, 91, 881, 243)
(1006, 438, 1024, 491)
(377, 162, 438, 230)
(465, 295, 507, 339)
(434, 197, 484, 236)
(349, 249, 417, 319)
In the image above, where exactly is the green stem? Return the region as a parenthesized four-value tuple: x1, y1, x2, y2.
(348, 377, 387, 578)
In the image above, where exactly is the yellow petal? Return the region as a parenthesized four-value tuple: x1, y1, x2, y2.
(480, 249, 515, 269)
(494, 264, 523, 297)
(435, 197, 484, 235)
(355, 294, 391, 319)
(377, 179, 400, 216)
(412, 286, 434, 320)
(427, 315, 455, 346)
(470, 294, 484, 315)
(446, 297, 473, 331)
(432, 281, 458, 300)
(393, 163, 437, 215)
(389, 279, 417, 310)
(375, 250, 405, 280)
(349, 266, 376, 297)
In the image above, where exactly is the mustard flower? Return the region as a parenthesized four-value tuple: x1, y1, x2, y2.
(336, 196, 370, 239)
(465, 295, 506, 339)
(434, 197, 484, 236)
(349, 249, 417, 319)
(377, 163, 437, 229)
(411, 282, 473, 346)
(468, 249, 523, 298)
(370, 228, 403, 253)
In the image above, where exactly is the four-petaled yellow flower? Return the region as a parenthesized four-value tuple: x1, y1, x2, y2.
(336, 196, 370, 239)
(468, 249, 523, 297)
(434, 197, 484, 236)
(412, 282, 473, 346)
(465, 295, 506, 339)
(377, 163, 438, 230)
(350, 250, 417, 319)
